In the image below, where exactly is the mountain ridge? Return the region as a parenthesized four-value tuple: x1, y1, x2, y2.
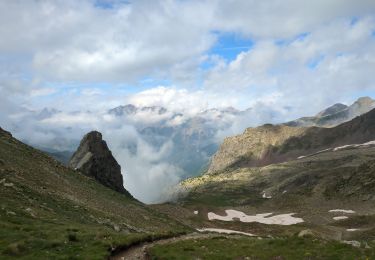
(207, 107, 375, 174)
(285, 96, 375, 127)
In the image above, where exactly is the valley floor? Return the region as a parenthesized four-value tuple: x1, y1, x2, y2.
(143, 145, 375, 259)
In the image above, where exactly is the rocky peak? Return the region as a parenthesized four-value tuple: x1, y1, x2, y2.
(108, 104, 168, 116)
(140, 106, 167, 115)
(355, 96, 374, 106)
(285, 96, 375, 127)
(0, 127, 12, 138)
(69, 131, 131, 196)
(316, 103, 348, 117)
(349, 97, 375, 115)
(108, 104, 137, 116)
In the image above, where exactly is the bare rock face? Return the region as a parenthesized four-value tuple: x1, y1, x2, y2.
(69, 131, 131, 196)
(207, 124, 307, 174)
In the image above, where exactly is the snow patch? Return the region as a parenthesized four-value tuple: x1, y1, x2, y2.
(347, 229, 360, 232)
(193, 210, 198, 215)
(333, 216, 349, 220)
(296, 148, 332, 159)
(363, 140, 375, 145)
(333, 140, 375, 151)
(342, 240, 361, 248)
(333, 145, 353, 151)
(262, 192, 272, 199)
(329, 209, 356, 214)
(197, 228, 254, 237)
(207, 209, 304, 225)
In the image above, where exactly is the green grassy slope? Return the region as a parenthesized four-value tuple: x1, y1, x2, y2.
(177, 146, 375, 242)
(149, 236, 374, 260)
(150, 147, 375, 259)
(182, 147, 375, 207)
(0, 128, 189, 259)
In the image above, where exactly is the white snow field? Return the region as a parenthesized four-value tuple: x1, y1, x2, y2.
(207, 209, 304, 225)
(197, 228, 255, 236)
(329, 209, 356, 214)
(333, 216, 349, 220)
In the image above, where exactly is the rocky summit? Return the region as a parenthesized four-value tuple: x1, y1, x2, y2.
(69, 131, 131, 196)
(285, 96, 375, 127)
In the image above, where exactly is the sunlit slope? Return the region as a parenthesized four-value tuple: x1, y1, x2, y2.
(182, 146, 375, 208)
(0, 128, 188, 259)
(177, 146, 375, 242)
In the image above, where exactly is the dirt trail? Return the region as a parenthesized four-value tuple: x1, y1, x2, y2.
(109, 233, 215, 260)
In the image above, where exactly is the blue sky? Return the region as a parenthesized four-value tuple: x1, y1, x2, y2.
(209, 32, 254, 62)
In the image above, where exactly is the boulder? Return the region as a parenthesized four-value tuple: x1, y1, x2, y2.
(298, 229, 314, 238)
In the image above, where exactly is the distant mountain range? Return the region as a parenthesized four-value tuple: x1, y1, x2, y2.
(16, 104, 241, 175)
(105, 104, 241, 179)
(207, 97, 375, 174)
(285, 96, 375, 127)
(4, 96, 374, 202)
(39, 96, 375, 172)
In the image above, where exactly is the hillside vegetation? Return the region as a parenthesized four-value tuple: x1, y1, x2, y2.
(0, 128, 189, 259)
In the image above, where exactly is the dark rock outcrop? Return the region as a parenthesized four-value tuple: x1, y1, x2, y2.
(0, 127, 12, 138)
(69, 131, 131, 196)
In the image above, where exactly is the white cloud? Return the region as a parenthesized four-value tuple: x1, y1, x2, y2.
(102, 125, 185, 203)
(202, 16, 375, 115)
(1, 0, 375, 83)
(0, 0, 215, 82)
(30, 88, 57, 97)
(128, 86, 241, 114)
(41, 112, 99, 125)
(210, 0, 375, 38)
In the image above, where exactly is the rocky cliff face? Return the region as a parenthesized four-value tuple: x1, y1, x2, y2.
(207, 108, 375, 174)
(207, 124, 307, 174)
(69, 131, 131, 196)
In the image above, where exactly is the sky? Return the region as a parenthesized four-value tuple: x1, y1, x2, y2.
(1, 0, 375, 202)
(1, 0, 375, 115)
